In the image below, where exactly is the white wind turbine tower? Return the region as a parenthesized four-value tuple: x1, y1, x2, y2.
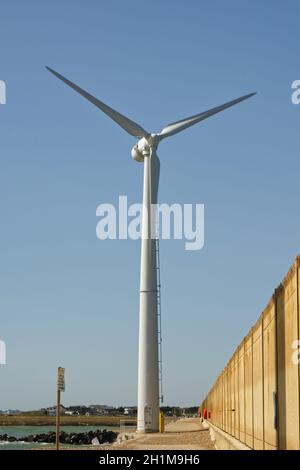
(46, 66, 255, 432)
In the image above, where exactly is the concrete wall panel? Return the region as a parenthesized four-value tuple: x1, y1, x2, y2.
(244, 332, 253, 448)
(282, 264, 299, 449)
(234, 352, 239, 439)
(263, 298, 277, 450)
(230, 357, 235, 436)
(238, 342, 245, 443)
(252, 319, 264, 449)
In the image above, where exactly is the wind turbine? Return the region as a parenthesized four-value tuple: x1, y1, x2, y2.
(46, 66, 255, 433)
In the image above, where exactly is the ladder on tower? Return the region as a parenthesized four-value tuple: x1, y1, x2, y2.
(155, 236, 163, 405)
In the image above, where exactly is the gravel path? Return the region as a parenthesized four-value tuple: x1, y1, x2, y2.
(109, 418, 215, 450)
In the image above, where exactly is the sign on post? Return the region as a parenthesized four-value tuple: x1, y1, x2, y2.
(57, 367, 65, 392)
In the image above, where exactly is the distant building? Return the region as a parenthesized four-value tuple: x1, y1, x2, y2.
(88, 405, 116, 415)
(124, 407, 137, 416)
(46, 405, 65, 416)
(65, 405, 88, 415)
(65, 410, 80, 416)
(4, 409, 21, 416)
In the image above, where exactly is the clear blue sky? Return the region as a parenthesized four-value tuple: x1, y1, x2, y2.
(1, 0, 299, 410)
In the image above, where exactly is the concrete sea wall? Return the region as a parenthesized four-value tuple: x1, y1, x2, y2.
(201, 255, 300, 450)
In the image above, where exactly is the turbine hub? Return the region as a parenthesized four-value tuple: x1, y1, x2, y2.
(147, 133, 160, 147)
(131, 143, 144, 162)
(138, 137, 150, 155)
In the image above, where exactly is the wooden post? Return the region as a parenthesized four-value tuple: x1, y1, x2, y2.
(56, 387, 61, 450)
(56, 366, 65, 450)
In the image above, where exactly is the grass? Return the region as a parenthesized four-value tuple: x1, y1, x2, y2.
(0, 414, 136, 427)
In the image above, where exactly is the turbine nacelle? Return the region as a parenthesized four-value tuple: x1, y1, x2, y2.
(131, 135, 160, 163)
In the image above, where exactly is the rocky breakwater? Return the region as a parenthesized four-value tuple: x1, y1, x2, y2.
(0, 429, 118, 446)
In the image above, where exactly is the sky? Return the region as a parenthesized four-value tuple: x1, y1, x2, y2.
(0, 0, 299, 410)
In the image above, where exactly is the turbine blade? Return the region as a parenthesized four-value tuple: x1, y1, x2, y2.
(159, 93, 256, 139)
(46, 66, 149, 138)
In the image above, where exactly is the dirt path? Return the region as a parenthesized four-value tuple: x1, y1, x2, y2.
(110, 418, 215, 450)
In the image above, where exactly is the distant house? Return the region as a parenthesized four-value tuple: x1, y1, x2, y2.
(65, 405, 88, 415)
(65, 410, 80, 416)
(102, 406, 116, 415)
(124, 407, 137, 416)
(4, 409, 21, 416)
(46, 405, 65, 416)
(88, 405, 116, 416)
